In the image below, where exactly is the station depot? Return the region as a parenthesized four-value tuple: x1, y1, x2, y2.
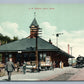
(0, 17, 74, 70)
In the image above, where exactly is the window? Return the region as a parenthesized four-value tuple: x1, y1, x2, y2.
(43, 53, 46, 61)
(16, 53, 21, 62)
(39, 53, 46, 62)
(0, 54, 2, 62)
(30, 53, 35, 61)
(40, 53, 42, 61)
(24, 53, 29, 61)
(5, 53, 9, 63)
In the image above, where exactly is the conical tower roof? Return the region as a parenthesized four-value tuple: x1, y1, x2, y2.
(30, 18, 39, 28)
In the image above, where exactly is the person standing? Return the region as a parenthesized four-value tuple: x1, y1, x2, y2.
(5, 58, 15, 81)
(60, 61, 62, 68)
(17, 62, 20, 72)
(50, 61, 54, 70)
(52, 61, 55, 70)
(23, 61, 26, 74)
(61, 61, 64, 69)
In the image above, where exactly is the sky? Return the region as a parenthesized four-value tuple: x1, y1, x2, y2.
(0, 3, 84, 58)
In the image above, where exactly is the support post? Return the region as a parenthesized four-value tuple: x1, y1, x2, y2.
(35, 33, 39, 72)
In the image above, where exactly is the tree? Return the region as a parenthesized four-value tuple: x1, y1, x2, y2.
(0, 33, 19, 45)
(12, 36, 18, 41)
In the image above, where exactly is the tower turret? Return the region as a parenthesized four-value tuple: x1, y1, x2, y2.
(29, 18, 39, 38)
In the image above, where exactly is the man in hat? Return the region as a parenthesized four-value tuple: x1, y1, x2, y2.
(5, 58, 15, 81)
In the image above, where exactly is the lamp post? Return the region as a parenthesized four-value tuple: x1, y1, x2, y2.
(56, 33, 63, 47)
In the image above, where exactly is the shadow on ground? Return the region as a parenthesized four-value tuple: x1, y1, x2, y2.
(2, 79, 10, 81)
(49, 73, 75, 81)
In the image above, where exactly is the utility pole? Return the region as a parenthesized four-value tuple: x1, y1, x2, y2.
(35, 28, 42, 72)
(68, 44, 70, 54)
(35, 32, 39, 72)
(56, 33, 63, 47)
(70, 47, 73, 64)
(33, 12, 39, 72)
(70, 47, 72, 56)
(33, 12, 42, 72)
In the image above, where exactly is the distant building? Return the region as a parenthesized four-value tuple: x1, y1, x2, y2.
(0, 17, 74, 67)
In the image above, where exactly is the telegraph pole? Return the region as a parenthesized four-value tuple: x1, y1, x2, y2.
(35, 32, 39, 72)
(70, 47, 73, 64)
(56, 33, 63, 47)
(34, 12, 42, 72)
(33, 12, 39, 72)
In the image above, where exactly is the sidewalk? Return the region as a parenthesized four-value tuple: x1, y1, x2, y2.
(0, 67, 78, 81)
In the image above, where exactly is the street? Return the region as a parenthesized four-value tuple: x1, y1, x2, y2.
(69, 68, 84, 81)
(0, 67, 80, 81)
(49, 68, 84, 81)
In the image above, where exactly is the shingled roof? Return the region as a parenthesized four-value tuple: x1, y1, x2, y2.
(0, 37, 74, 58)
(0, 37, 59, 52)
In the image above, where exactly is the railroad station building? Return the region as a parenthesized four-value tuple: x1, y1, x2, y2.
(0, 17, 74, 68)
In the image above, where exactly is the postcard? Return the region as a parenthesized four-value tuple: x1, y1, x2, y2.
(0, 0, 84, 83)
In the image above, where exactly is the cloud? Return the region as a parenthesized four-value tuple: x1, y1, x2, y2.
(0, 22, 28, 39)
(40, 22, 57, 41)
(40, 22, 84, 58)
(59, 30, 84, 58)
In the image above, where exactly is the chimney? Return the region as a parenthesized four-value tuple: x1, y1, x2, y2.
(49, 39, 52, 44)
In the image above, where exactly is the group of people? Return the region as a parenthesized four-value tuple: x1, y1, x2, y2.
(52, 61, 64, 69)
(5, 58, 27, 81)
(5, 58, 64, 81)
(16, 61, 26, 74)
